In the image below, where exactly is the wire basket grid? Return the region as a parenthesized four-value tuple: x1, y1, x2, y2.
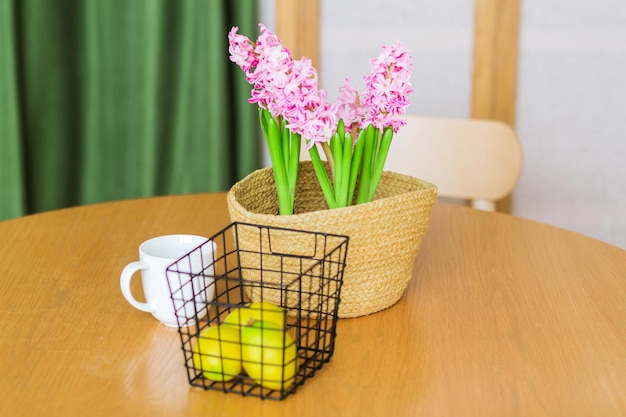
(166, 222, 349, 400)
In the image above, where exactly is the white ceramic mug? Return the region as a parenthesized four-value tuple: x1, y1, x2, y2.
(120, 234, 216, 327)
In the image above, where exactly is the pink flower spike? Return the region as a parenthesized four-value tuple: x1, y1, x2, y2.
(337, 77, 368, 129)
(227, 23, 338, 143)
(227, 27, 256, 74)
(256, 23, 283, 49)
(363, 42, 413, 132)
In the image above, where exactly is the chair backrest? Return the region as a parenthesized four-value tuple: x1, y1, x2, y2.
(386, 115, 522, 211)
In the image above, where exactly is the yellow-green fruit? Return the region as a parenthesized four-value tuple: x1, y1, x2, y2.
(192, 324, 242, 381)
(241, 321, 298, 391)
(224, 301, 286, 329)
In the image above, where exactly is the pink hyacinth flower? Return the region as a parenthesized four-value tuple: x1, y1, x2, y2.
(227, 27, 257, 75)
(336, 77, 369, 129)
(228, 23, 337, 144)
(363, 42, 413, 132)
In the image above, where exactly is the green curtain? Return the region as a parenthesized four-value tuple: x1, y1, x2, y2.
(0, 0, 260, 221)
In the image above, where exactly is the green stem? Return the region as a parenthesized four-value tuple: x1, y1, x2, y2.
(308, 144, 338, 209)
(356, 125, 376, 204)
(371, 128, 380, 173)
(338, 131, 353, 206)
(321, 142, 334, 177)
(331, 131, 343, 204)
(368, 127, 393, 201)
(333, 120, 347, 205)
(288, 131, 301, 203)
(281, 119, 290, 177)
(347, 129, 365, 206)
(259, 108, 270, 139)
(263, 111, 292, 215)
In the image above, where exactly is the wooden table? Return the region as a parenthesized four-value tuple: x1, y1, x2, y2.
(1, 194, 625, 416)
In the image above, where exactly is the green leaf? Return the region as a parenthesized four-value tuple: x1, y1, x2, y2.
(338, 130, 353, 207)
(287, 131, 301, 199)
(368, 127, 393, 201)
(259, 108, 270, 139)
(356, 125, 376, 204)
(337, 118, 346, 138)
(308, 144, 337, 209)
(265, 116, 292, 215)
(331, 130, 344, 203)
(347, 129, 365, 206)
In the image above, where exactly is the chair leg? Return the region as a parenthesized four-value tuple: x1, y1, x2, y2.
(471, 199, 496, 211)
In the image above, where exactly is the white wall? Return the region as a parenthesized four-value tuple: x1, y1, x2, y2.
(259, 0, 626, 248)
(319, 0, 473, 119)
(515, 0, 626, 248)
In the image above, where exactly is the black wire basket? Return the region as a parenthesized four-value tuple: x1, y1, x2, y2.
(166, 222, 349, 400)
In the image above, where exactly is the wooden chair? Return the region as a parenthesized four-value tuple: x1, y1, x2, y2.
(277, 0, 523, 212)
(386, 115, 523, 211)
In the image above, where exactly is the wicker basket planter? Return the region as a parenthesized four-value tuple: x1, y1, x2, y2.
(227, 161, 437, 318)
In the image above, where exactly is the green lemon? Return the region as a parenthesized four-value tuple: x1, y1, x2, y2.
(224, 301, 286, 329)
(192, 324, 242, 381)
(241, 320, 298, 391)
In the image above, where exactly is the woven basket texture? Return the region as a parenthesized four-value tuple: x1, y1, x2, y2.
(227, 161, 437, 318)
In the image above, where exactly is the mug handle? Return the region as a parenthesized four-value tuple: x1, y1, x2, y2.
(120, 261, 155, 313)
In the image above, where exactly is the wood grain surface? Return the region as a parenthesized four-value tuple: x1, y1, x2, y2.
(1, 194, 625, 416)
